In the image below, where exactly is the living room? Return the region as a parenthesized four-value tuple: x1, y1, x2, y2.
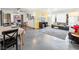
(0, 0, 79, 58)
(0, 8, 79, 50)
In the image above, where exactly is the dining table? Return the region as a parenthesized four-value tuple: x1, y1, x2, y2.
(71, 29, 79, 37)
(71, 33, 79, 38)
(0, 26, 25, 49)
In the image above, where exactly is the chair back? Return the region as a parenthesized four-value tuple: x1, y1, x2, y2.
(68, 32, 73, 39)
(68, 32, 79, 44)
(1, 29, 18, 50)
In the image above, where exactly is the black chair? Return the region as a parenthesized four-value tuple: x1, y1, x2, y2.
(0, 29, 18, 50)
(68, 32, 73, 39)
(68, 32, 79, 44)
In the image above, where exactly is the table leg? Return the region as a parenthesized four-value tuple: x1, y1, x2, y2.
(19, 32, 24, 49)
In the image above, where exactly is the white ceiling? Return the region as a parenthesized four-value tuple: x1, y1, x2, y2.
(1, 8, 79, 14)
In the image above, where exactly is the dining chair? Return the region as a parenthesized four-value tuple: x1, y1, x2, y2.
(0, 29, 18, 50)
(68, 32, 79, 44)
(68, 32, 73, 39)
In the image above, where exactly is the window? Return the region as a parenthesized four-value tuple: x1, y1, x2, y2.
(51, 15, 55, 23)
(57, 13, 66, 23)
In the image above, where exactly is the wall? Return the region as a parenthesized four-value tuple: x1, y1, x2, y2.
(26, 9, 79, 29)
(34, 9, 49, 29)
(2, 10, 27, 24)
(2, 9, 35, 28)
(2, 9, 50, 29)
(50, 13, 67, 26)
(68, 11, 79, 32)
(26, 9, 49, 29)
(0, 11, 2, 26)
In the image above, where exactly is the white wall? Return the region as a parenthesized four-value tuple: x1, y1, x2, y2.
(3, 10, 35, 28)
(56, 13, 66, 23)
(26, 11, 35, 28)
(0, 9, 2, 26)
(69, 16, 79, 26)
(68, 11, 79, 32)
(69, 16, 79, 32)
(23, 14, 28, 22)
(27, 20, 34, 28)
(49, 13, 67, 26)
(48, 16, 52, 26)
(51, 15, 55, 24)
(3, 10, 27, 23)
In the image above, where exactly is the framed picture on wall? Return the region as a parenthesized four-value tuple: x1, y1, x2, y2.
(13, 15, 21, 23)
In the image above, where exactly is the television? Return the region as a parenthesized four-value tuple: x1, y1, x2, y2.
(17, 20, 21, 22)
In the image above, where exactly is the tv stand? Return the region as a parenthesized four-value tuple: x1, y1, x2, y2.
(39, 22, 48, 29)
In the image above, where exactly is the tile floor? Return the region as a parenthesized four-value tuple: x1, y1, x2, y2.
(22, 27, 79, 50)
(1, 27, 79, 50)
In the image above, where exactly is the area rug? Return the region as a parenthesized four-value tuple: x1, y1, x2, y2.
(40, 27, 68, 40)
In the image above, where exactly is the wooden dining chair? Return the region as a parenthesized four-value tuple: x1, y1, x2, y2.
(0, 29, 18, 50)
